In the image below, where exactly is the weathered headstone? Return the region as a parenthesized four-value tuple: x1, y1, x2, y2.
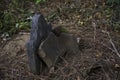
(58, 33, 79, 54)
(26, 13, 51, 74)
(38, 32, 61, 68)
(26, 13, 80, 75)
(38, 32, 79, 68)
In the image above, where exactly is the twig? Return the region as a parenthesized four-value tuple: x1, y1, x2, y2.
(102, 30, 120, 58)
(100, 41, 116, 53)
(92, 22, 97, 43)
(59, 56, 68, 65)
(108, 37, 120, 57)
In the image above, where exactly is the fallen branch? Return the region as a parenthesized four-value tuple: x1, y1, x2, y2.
(100, 42, 116, 53)
(92, 22, 97, 43)
(102, 30, 120, 58)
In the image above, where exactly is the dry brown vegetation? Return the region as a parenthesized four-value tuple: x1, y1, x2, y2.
(0, 0, 120, 80)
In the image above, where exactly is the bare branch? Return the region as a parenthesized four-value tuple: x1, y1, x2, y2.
(102, 30, 120, 58)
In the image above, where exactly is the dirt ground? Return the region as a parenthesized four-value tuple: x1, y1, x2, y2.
(0, 0, 120, 80)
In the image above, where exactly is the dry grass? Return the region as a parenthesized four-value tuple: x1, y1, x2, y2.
(0, 0, 120, 80)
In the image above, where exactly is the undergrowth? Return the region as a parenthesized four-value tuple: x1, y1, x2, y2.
(0, 0, 46, 39)
(0, 0, 119, 40)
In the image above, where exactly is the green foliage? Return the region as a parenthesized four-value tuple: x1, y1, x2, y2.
(112, 21, 120, 32)
(0, 0, 47, 39)
(0, 0, 48, 39)
(0, 0, 34, 38)
(106, 0, 120, 32)
(35, 0, 46, 4)
(1, 11, 17, 36)
(107, 0, 120, 4)
(47, 12, 57, 21)
(61, 27, 68, 33)
(0, 11, 31, 37)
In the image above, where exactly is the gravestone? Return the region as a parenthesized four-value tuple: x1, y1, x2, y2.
(26, 13, 51, 74)
(38, 32, 61, 68)
(38, 32, 79, 68)
(26, 13, 79, 75)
